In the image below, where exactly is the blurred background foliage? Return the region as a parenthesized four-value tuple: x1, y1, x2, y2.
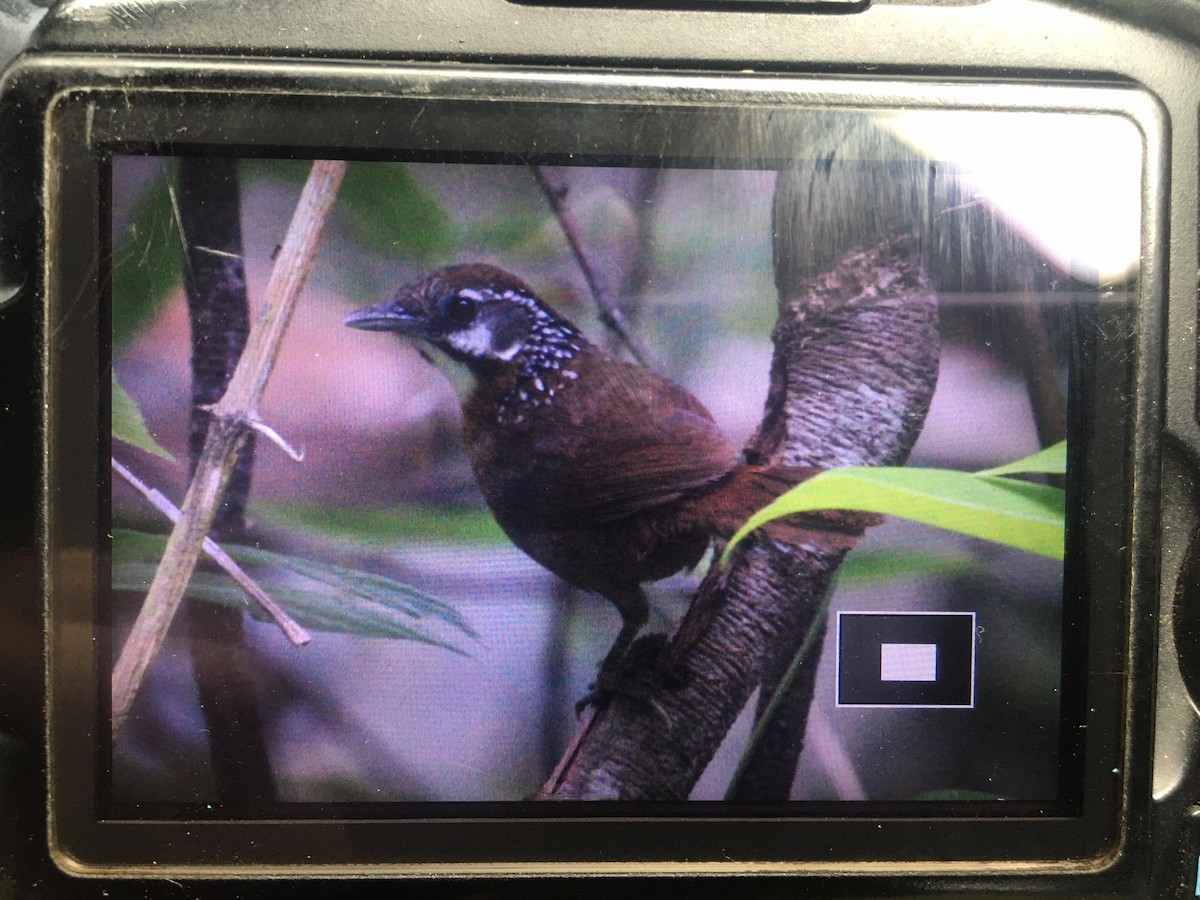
(112, 159, 460, 349)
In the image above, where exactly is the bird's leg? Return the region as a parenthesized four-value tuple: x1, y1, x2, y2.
(576, 587, 650, 714)
(596, 591, 648, 683)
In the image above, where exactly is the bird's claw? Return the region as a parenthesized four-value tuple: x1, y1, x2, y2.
(574, 633, 685, 717)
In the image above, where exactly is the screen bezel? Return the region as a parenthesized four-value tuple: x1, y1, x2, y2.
(41, 64, 1162, 876)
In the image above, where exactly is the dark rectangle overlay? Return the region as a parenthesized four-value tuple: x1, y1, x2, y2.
(836, 611, 977, 709)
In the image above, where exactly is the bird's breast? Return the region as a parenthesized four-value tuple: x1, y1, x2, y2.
(462, 368, 582, 507)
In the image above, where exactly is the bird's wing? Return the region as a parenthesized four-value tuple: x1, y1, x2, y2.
(532, 361, 740, 524)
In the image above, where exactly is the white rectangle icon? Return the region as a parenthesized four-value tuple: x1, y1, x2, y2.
(880, 642, 938, 682)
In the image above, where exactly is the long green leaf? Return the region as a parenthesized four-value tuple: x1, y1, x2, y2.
(975, 440, 1066, 477)
(112, 529, 476, 653)
(723, 467, 1065, 563)
(111, 374, 175, 461)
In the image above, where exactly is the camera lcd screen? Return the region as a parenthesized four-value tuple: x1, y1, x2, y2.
(45, 77, 1149, 870)
(106, 120, 1136, 806)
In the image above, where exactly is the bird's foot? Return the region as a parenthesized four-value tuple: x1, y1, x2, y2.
(574, 633, 686, 716)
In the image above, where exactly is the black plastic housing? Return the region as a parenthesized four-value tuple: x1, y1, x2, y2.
(0, 0, 1197, 896)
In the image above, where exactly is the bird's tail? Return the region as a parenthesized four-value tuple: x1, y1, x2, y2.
(685, 463, 880, 551)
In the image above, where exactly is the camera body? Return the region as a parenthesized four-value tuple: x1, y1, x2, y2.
(1, 0, 1198, 895)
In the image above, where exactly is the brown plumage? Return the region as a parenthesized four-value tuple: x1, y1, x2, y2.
(345, 264, 868, 691)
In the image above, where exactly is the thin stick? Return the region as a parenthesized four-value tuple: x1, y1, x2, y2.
(112, 458, 311, 647)
(531, 166, 654, 367)
(538, 707, 599, 799)
(111, 160, 346, 737)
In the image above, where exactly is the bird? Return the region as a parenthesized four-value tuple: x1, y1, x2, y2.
(345, 263, 869, 702)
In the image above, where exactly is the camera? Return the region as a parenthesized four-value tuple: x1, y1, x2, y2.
(1, 0, 1198, 895)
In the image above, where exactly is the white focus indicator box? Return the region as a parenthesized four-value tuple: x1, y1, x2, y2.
(880, 642, 938, 682)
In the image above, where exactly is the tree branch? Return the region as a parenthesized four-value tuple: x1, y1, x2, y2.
(540, 230, 940, 799)
(532, 165, 655, 367)
(111, 159, 346, 737)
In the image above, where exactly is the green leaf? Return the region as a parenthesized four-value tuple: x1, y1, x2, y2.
(461, 212, 550, 254)
(243, 160, 456, 260)
(111, 166, 183, 348)
(241, 158, 313, 186)
(111, 374, 175, 462)
(339, 164, 456, 258)
(975, 440, 1066, 477)
(723, 467, 1066, 564)
(112, 529, 476, 653)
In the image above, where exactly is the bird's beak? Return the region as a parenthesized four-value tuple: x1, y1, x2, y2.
(343, 300, 432, 337)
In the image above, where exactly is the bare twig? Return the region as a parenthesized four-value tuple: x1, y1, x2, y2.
(531, 165, 654, 367)
(247, 416, 305, 462)
(111, 159, 346, 737)
(112, 457, 311, 647)
(618, 168, 662, 327)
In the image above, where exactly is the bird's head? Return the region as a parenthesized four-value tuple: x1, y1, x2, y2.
(344, 263, 579, 371)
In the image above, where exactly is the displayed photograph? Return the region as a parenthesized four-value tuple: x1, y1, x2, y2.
(106, 110, 1138, 807)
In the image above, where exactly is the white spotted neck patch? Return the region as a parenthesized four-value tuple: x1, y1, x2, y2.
(495, 305, 586, 425)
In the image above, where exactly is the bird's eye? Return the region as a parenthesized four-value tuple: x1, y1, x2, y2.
(445, 294, 477, 327)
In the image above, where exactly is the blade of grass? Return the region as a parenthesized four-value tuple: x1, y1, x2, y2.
(975, 440, 1066, 477)
(836, 549, 976, 586)
(723, 467, 1065, 566)
(725, 576, 837, 799)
